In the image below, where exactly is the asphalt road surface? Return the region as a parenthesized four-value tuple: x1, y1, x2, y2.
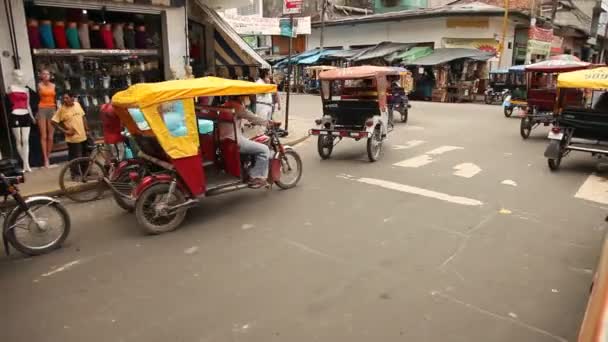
(1, 99, 606, 342)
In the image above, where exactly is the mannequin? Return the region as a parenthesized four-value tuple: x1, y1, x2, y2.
(6, 70, 33, 171)
(37, 69, 56, 168)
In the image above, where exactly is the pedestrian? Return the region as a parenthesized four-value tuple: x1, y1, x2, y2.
(52, 92, 89, 178)
(100, 102, 125, 160)
(255, 69, 274, 120)
(270, 75, 281, 117)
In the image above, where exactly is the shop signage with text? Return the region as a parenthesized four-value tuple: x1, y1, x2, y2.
(527, 25, 553, 56)
(220, 13, 310, 36)
(283, 0, 303, 15)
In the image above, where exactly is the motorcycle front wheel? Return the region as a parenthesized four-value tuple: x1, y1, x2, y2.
(5, 198, 71, 256)
(275, 150, 303, 189)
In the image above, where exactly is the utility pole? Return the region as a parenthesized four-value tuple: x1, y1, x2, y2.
(285, 15, 294, 131)
(525, 0, 537, 64)
(320, 0, 327, 51)
(499, 0, 510, 67)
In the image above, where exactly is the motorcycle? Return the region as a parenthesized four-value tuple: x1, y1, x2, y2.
(0, 159, 70, 256)
(484, 87, 510, 105)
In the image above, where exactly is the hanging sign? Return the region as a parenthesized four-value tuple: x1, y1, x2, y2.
(279, 18, 298, 38)
(220, 13, 310, 35)
(527, 25, 553, 56)
(283, 0, 303, 15)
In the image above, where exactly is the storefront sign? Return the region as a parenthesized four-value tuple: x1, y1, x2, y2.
(443, 38, 499, 54)
(279, 18, 297, 38)
(551, 36, 563, 54)
(220, 13, 310, 35)
(527, 25, 553, 56)
(527, 39, 551, 56)
(283, 0, 303, 15)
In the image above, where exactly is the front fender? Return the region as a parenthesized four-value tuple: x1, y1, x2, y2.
(110, 159, 142, 181)
(544, 140, 563, 159)
(132, 174, 175, 198)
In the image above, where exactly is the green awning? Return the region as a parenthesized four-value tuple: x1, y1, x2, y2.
(393, 47, 433, 64)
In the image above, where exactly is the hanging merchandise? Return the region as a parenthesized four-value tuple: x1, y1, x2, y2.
(66, 22, 80, 49)
(78, 22, 91, 49)
(124, 23, 136, 49)
(113, 23, 125, 49)
(53, 21, 68, 49)
(135, 25, 148, 49)
(27, 19, 41, 49)
(89, 23, 103, 48)
(101, 24, 114, 49)
(40, 20, 55, 48)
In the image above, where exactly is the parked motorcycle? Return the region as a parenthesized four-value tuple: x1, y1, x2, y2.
(484, 88, 510, 105)
(0, 159, 70, 256)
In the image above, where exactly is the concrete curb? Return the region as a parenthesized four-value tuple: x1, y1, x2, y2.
(22, 133, 311, 199)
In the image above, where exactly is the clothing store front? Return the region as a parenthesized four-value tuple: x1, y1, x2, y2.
(0, 0, 187, 166)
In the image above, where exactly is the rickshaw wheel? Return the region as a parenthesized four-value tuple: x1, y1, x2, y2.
(547, 157, 561, 171)
(367, 128, 383, 162)
(504, 106, 513, 118)
(135, 183, 187, 235)
(112, 171, 135, 212)
(484, 95, 492, 104)
(317, 135, 334, 160)
(275, 150, 303, 189)
(520, 117, 532, 139)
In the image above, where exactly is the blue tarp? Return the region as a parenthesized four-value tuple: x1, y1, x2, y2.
(297, 49, 341, 65)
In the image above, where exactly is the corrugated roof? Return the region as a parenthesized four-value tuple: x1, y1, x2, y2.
(350, 42, 413, 62)
(405, 48, 494, 65)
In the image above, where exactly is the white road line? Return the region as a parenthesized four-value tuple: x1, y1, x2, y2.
(394, 145, 464, 168)
(392, 140, 425, 150)
(352, 176, 483, 206)
(453, 163, 482, 178)
(575, 173, 608, 204)
(41, 260, 81, 277)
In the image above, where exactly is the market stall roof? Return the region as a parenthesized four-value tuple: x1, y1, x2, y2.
(509, 64, 527, 72)
(274, 49, 323, 68)
(298, 49, 342, 65)
(321, 48, 367, 60)
(557, 67, 608, 89)
(113, 77, 277, 109)
(392, 46, 433, 64)
(524, 59, 591, 73)
(264, 55, 287, 65)
(350, 42, 413, 62)
(195, 0, 270, 69)
(405, 48, 494, 66)
(319, 66, 401, 80)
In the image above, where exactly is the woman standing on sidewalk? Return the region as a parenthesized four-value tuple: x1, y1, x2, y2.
(37, 69, 56, 168)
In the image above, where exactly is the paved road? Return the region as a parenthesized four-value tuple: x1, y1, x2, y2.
(1, 100, 606, 342)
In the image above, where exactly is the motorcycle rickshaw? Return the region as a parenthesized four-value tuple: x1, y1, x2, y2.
(309, 66, 397, 162)
(519, 59, 590, 139)
(485, 68, 510, 104)
(502, 64, 527, 117)
(544, 67, 608, 171)
(304, 65, 337, 94)
(111, 77, 303, 234)
(387, 68, 413, 123)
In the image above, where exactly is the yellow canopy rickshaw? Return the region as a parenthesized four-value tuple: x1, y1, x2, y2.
(112, 77, 276, 159)
(557, 66, 608, 89)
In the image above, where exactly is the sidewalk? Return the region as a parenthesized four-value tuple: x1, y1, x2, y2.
(18, 114, 310, 198)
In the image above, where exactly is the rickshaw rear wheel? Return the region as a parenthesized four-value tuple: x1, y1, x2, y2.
(367, 128, 383, 162)
(520, 117, 532, 139)
(275, 150, 303, 189)
(317, 135, 334, 160)
(504, 106, 513, 118)
(548, 157, 562, 171)
(135, 183, 187, 235)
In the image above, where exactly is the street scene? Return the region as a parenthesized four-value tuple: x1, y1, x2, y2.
(1, 97, 607, 342)
(2, 0, 608, 341)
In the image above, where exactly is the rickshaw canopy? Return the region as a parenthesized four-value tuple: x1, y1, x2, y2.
(557, 67, 608, 89)
(524, 59, 591, 73)
(319, 66, 401, 80)
(112, 76, 277, 109)
(112, 77, 276, 160)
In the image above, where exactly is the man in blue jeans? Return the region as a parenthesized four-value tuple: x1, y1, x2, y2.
(221, 95, 275, 189)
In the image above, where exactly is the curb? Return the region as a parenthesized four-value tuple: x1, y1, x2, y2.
(22, 134, 311, 199)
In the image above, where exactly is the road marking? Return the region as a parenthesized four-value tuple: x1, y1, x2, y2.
(453, 163, 482, 178)
(392, 140, 425, 150)
(575, 173, 608, 205)
(341, 175, 482, 206)
(394, 145, 463, 168)
(501, 179, 518, 187)
(184, 246, 199, 254)
(41, 260, 81, 277)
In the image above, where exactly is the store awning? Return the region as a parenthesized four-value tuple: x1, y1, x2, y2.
(195, 0, 270, 69)
(350, 42, 413, 62)
(405, 48, 494, 66)
(297, 49, 341, 65)
(391, 46, 433, 64)
(322, 48, 366, 60)
(274, 49, 323, 68)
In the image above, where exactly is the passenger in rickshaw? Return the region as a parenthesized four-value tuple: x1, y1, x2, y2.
(593, 91, 608, 112)
(220, 95, 273, 189)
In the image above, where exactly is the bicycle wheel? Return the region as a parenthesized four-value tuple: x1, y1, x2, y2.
(59, 157, 107, 202)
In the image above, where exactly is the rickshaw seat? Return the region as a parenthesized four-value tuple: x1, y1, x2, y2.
(221, 138, 241, 178)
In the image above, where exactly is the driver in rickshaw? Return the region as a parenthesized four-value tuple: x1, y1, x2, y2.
(220, 95, 276, 189)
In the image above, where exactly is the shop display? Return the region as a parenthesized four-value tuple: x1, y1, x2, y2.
(101, 24, 114, 49)
(27, 19, 41, 49)
(66, 22, 80, 49)
(53, 21, 68, 49)
(90, 24, 103, 49)
(78, 22, 91, 49)
(40, 20, 55, 48)
(113, 23, 125, 49)
(135, 25, 147, 49)
(124, 23, 136, 49)
(37, 70, 57, 168)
